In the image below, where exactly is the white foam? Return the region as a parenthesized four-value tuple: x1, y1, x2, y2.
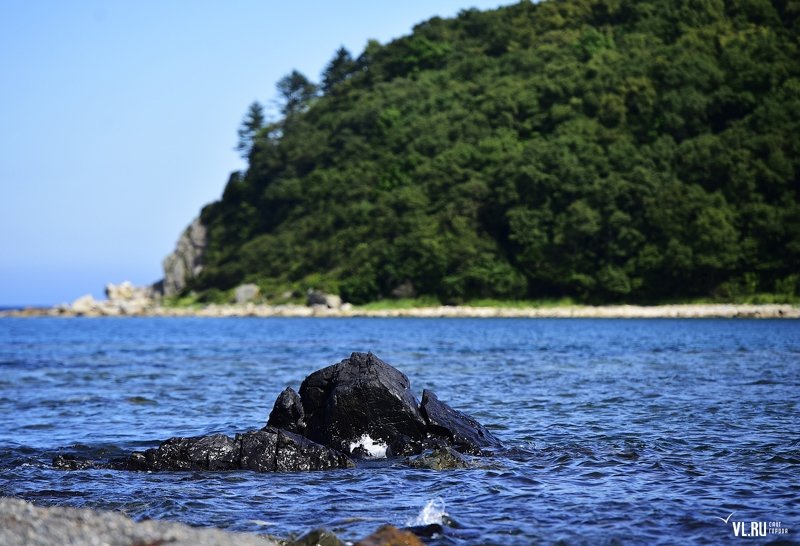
(349, 434, 388, 458)
(406, 497, 447, 527)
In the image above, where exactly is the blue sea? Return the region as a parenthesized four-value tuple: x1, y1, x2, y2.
(0, 317, 797, 545)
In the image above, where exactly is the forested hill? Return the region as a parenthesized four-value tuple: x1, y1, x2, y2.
(190, 0, 800, 305)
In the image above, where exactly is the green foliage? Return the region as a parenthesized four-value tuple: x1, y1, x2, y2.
(276, 70, 317, 116)
(236, 101, 265, 159)
(191, 0, 800, 304)
(322, 46, 357, 93)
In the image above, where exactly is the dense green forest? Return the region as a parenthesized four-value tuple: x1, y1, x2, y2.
(191, 0, 800, 305)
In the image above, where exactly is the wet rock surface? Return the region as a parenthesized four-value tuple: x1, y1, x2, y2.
(267, 386, 306, 435)
(55, 428, 354, 473)
(298, 352, 428, 454)
(420, 389, 502, 455)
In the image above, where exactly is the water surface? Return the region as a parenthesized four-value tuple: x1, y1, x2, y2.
(0, 317, 797, 544)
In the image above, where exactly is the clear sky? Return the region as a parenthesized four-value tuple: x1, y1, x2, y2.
(0, 0, 511, 306)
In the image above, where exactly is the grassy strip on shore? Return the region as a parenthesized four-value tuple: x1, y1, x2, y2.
(353, 294, 799, 311)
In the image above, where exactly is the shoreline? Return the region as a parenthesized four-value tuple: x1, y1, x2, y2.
(2, 302, 798, 319)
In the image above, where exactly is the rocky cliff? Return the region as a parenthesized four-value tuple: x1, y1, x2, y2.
(162, 217, 207, 297)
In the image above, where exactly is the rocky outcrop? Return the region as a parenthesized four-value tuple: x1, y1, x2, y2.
(234, 283, 260, 304)
(69, 294, 98, 315)
(269, 352, 502, 458)
(104, 281, 160, 302)
(68, 281, 160, 316)
(54, 352, 499, 474)
(306, 290, 343, 309)
(292, 352, 428, 455)
(162, 217, 207, 297)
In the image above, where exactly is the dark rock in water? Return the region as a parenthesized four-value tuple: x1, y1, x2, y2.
(237, 429, 279, 472)
(386, 434, 424, 457)
(299, 352, 427, 454)
(403, 523, 445, 539)
(144, 433, 240, 471)
(205, 428, 354, 472)
(266, 386, 305, 434)
(420, 389, 501, 455)
(405, 446, 471, 470)
(269, 427, 354, 472)
(53, 454, 99, 470)
(354, 524, 425, 546)
(289, 528, 346, 546)
(57, 429, 354, 473)
(54, 352, 499, 475)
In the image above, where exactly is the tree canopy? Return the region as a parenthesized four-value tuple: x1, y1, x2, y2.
(191, 0, 800, 304)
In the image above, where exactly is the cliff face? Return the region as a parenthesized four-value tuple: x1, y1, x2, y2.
(162, 217, 207, 297)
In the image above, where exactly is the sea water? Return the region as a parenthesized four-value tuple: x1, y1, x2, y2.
(0, 317, 797, 544)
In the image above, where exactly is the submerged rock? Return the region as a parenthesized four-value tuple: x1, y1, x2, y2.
(52, 454, 99, 470)
(405, 446, 471, 470)
(289, 529, 346, 546)
(298, 352, 428, 454)
(353, 524, 425, 546)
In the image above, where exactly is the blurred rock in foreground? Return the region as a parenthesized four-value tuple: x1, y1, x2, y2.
(0, 497, 278, 546)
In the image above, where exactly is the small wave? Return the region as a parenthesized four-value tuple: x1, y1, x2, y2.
(246, 520, 275, 527)
(126, 396, 157, 405)
(20, 423, 55, 430)
(406, 497, 447, 527)
(349, 434, 388, 458)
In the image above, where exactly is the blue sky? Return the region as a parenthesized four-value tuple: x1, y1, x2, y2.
(0, 0, 511, 306)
